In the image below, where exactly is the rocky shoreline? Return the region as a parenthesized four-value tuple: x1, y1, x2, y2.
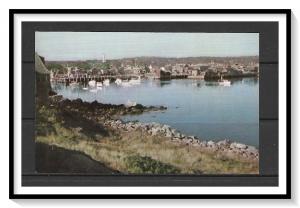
(49, 95, 259, 161)
(50, 95, 167, 119)
(104, 119, 259, 161)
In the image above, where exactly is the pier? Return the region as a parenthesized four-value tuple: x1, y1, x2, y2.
(51, 74, 140, 85)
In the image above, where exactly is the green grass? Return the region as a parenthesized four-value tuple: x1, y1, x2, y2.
(124, 155, 180, 174)
(36, 105, 259, 174)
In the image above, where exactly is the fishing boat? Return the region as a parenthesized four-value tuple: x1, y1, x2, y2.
(218, 76, 231, 87)
(88, 80, 96, 87)
(125, 100, 137, 107)
(115, 78, 122, 85)
(96, 82, 103, 87)
(103, 79, 110, 86)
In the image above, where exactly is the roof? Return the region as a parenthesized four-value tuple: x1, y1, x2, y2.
(35, 53, 50, 74)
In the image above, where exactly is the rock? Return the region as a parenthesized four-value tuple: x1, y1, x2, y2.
(182, 137, 191, 144)
(172, 137, 181, 142)
(50, 95, 63, 102)
(188, 136, 195, 140)
(207, 140, 216, 147)
(199, 141, 207, 147)
(150, 127, 160, 136)
(174, 132, 181, 138)
(162, 124, 170, 130)
(165, 131, 173, 138)
(246, 146, 258, 155)
(230, 142, 247, 149)
(135, 104, 144, 110)
(217, 139, 231, 147)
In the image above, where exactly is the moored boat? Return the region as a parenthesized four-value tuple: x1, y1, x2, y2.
(218, 76, 231, 86)
(115, 78, 122, 85)
(88, 80, 96, 87)
(103, 79, 110, 86)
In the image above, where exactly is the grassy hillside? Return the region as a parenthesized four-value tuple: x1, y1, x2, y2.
(36, 104, 258, 174)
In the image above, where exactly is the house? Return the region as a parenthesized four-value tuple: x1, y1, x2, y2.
(191, 69, 200, 77)
(154, 67, 171, 80)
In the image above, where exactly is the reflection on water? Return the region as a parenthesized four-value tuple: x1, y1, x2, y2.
(52, 77, 259, 147)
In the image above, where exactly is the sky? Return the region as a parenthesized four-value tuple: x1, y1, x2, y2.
(35, 32, 259, 61)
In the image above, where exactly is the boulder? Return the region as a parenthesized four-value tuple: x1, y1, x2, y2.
(199, 141, 207, 147)
(230, 142, 247, 149)
(150, 127, 160, 136)
(207, 140, 216, 147)
(246, 146, 258, 154)
(50, 95, 63, 102)
(165, 131, 173, 138)
(217, 139, 231, 147)
(174, 132, 181, 138)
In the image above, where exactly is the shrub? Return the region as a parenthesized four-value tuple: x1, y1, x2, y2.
(124, 155, 180, 174)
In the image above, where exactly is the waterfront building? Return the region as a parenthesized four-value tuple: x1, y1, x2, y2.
(154, 67, 171, 80)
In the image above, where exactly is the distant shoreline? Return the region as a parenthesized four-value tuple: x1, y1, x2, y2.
(45, 55, 259, 63)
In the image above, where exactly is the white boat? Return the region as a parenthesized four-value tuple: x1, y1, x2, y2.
(103, 79, 110, 86)
(218, 76, 231, 87)
(219, 80, 231, 86)
(125, 100, 137, 107)
(83, 87, 88, 90)
(88, 80, 96, 87)
(96, 82, 103, 87)
(115, 78, 122, 85)
(129, 76, 141, 85)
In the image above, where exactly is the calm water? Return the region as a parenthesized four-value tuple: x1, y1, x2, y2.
(52, 78, 259, 147)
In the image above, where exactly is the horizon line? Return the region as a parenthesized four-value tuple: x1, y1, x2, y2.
(43, 55, 259, 62)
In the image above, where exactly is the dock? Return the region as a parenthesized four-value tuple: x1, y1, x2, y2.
(51, 74, 140, 85)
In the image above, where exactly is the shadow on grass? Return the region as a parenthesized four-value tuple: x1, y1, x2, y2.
(36, 142, 120, 174)
(60, 109, 110, 139)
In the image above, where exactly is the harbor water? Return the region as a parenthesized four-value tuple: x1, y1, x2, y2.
(52, 77, 259, 147)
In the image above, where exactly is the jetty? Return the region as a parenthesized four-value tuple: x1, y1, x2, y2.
(51, 74, 140, 86)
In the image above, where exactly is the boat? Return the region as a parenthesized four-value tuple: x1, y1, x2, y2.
(96, 82, 103, 87)
(125, 100, 137, 107)
(115, 78, 122, 85)
(82, 87, 88, 90)
(103, 79, 110, 86)
(129, 76, 141, 85)
(219, 80, 231, 86)
(88, 80, 96, 87)
(218, 76, 231, 87)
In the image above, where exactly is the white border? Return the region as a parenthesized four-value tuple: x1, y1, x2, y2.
(14, 13, 287, 195)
